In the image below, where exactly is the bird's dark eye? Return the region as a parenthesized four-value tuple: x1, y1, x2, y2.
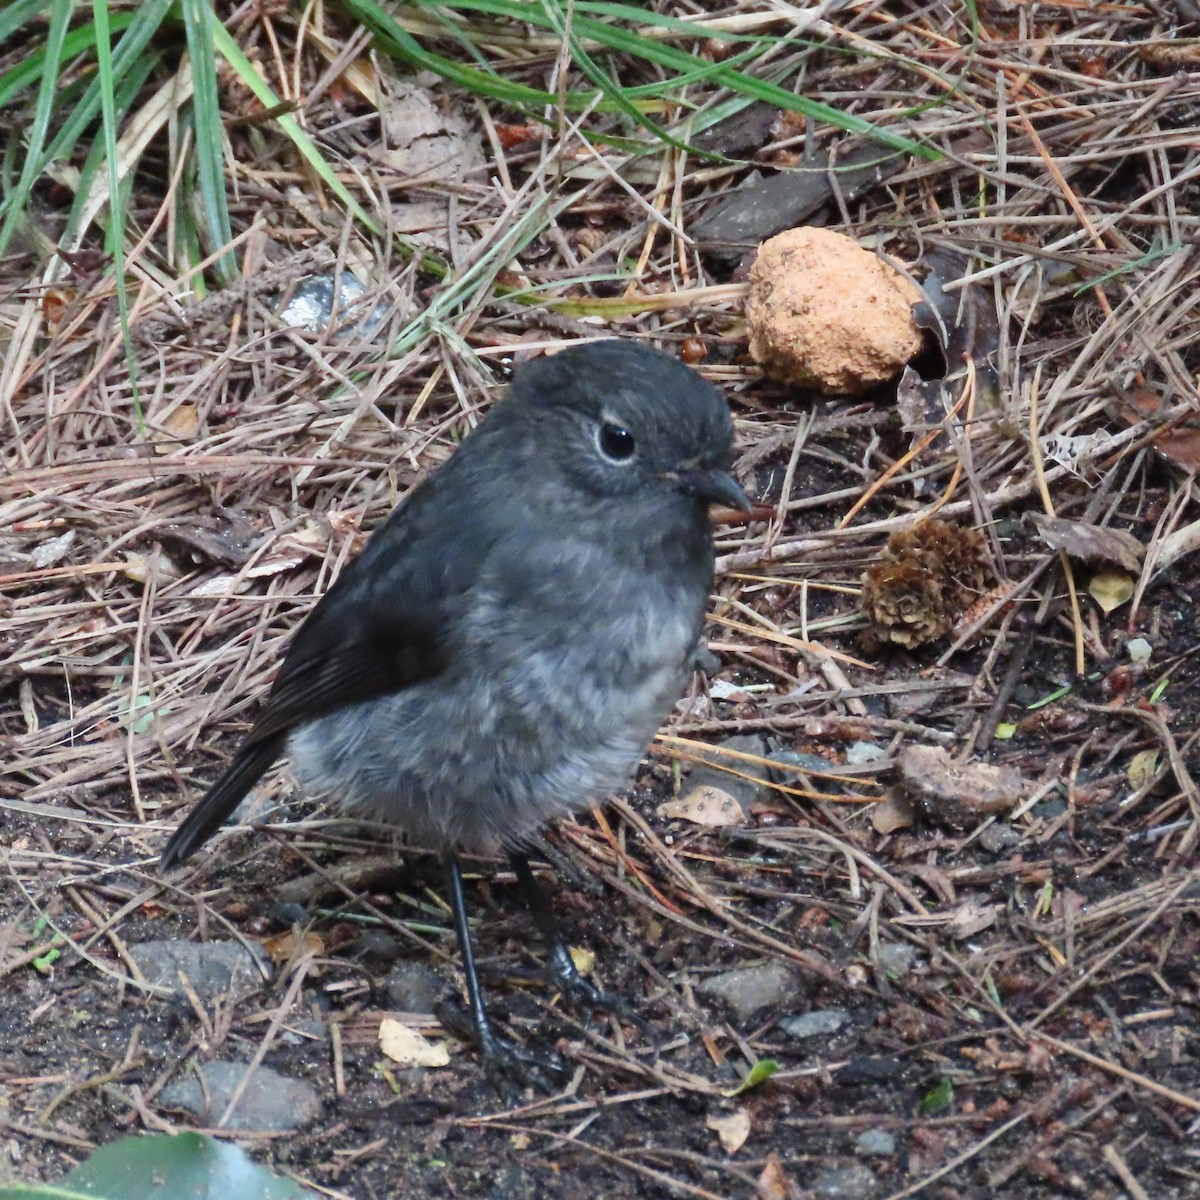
(597, 422, 636, 462)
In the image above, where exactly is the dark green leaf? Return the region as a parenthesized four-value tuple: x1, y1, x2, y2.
(0, 1132, 313, 1199)
(723, 1057, 779, 1097)
(920, 1077, 954, 1114)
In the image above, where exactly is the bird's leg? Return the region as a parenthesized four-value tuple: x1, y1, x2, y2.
(509, 851, 645, 1028)
(443, 852, 567, 1092)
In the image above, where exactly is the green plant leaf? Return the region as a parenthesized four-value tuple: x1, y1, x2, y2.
(723, 1057, 779, 1097)
(920, 1077, 954, 1114)
(0, 1132, 312, 1199)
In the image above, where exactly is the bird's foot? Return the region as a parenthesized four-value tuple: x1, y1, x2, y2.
(546, 946, 649, 1034)
(478, 1027, 570, 1096)
(436, 994, 570, 1096)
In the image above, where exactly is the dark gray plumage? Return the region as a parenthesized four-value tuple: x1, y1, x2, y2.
(161, 339, 748, 1083)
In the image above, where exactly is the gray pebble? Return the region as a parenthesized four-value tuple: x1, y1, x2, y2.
(1035, 795, 1068, 820)
(845, 741, 886, 765)
(268, 901, 310, 928)
(685, 734, 770, 808)
(768, 750, 837, 775)
(356, 930, 402, 961)
(161, 1061, 321, 1131)
(385, 960, 443, 1013)
(698, 959, 802, 1024)
(779, 1009, 849, 1040)
(978, 822, 1020, 854)
(813, 1163, 878, 1198)
(855, 1128, 896, 1157)
(876, 942, 915, 978)
(280, 1018, 327, 1046)
(129, 939, 269, 1000)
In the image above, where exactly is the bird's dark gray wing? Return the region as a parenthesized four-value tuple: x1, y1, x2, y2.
(161, 469, 488, 869)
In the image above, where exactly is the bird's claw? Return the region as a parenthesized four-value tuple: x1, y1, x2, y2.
(479, 1029, 570, 1096)
(436, 993, 569, 1096)
(547, 948, 650, 1034)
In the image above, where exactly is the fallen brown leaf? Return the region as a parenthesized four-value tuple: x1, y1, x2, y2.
(657, 785, 746, 827)
(1028, 514, 1143, 573)
(706, 1109, 751, 1154)
(379, 1017, 450, 1068)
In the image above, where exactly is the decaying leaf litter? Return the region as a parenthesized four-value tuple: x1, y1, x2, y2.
(3, 2, 1200, 1198)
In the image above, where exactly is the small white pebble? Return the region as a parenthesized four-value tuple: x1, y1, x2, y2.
(1128, 637, 1152, 664)
(846, 740, 886, 764)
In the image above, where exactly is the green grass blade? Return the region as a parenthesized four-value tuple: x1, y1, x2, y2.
(4, 0, 173, 219)
(0, 0, 51, 45)
(536, 0, 693, 155)
(90, 0, 140, 422)
(208, 23, 380, 234)
(620, 42, 767, 100)
(399, 0, 934, 158)
(60, 54, 161, 252)
(0, 16, 135, 110)
(343, 0, 671, 120)
(181, 0, 235, 282)
(0, 0, 72, 257)
(561, 13, 934, 158)
(343, 0, 588, 110)
(572, 0, 788, 45)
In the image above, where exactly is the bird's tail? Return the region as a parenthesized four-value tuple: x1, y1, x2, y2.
(160, 735, 285, 869)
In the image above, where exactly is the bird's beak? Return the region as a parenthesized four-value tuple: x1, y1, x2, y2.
(683, 468, 753, 512)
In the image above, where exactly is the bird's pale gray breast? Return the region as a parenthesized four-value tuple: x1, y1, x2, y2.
(287, 530, 706, 853)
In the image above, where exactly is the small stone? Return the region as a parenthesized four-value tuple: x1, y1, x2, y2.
(356, 930, 402, 962)
(1035, 794, 1068, 820)
(385, 961, 443, 1013)
(779, 1009, 849, 1040)
(768, 750, 837, 776)
(896, 744, 1024, 830)
(876, 943, 915, 978)
(978, 823, 1020, 854)
(1127, 637, 1152, 664)
(845, 741, 886, 765)
(683, 734, 770, 810)
(812, 1163, 879, 1199)
(280, 1018, 327, 1046)
(129, 939, 269, 1000)
(855, 1128, 895, 1157)
(267, 901, 310, 928)
(746, 227, 923, 396)
(698, 960, 802, 1024)
(160, 1061, 321, 1131)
